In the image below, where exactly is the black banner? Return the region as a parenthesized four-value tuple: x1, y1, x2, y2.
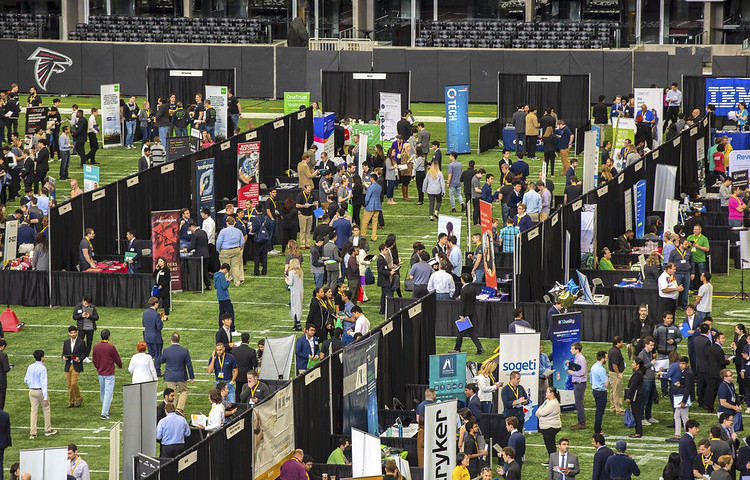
(25, 106, 48, 135)
(733, 171, 748, 190)
(166, 136, 191, 162)
(342, 333, 379, 436)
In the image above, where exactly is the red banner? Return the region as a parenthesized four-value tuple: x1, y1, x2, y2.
(237, 141, 260, 211)
(150, 210, 182, 291)
(479, 200, 497, 291)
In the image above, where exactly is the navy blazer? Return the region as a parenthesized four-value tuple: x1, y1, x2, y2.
(0, 410, 11, 449)
(507, 430, 526, 464)
(125, 238, 144, 272)
(467, 394, 482, 424)
(592, 445, 613, 480)
(295, 335, 319, 371)
(679, 433, 697, 480)
(216, 327, 232, 352)
(142, 308, 164, 344)
(157, 343, 195, 382)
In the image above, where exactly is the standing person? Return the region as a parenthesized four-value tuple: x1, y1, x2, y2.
(86, 108, 99, 164)
(687, 224, 709, 281)
(122, 96, 139, 148)
(153, 257, 171, 321)
(91, 329, 122, 420)
(137, 100, 153, 143)
(423, 162, 445, 221)
(625, 357, 646, 438)
(696, 272, 714, 323)
(592, 434, 614, 480)
(24, 350, 56, 439)
(227, 89, 241, 132)
(604, 440, 641, 480)
(250, 203, 271, 276)
(728, 186, 746, 227)
(155, 98, 171, 142)
(654, 312, 683, 396)
(501, 371, 528, 430)
(384, 147, 399, 204)
(670, 356, 694, 442)
(72, 295, 98, 361)
(669, 237, 694, 310)
(705, 333, 730, 412)
(72, 110, 88, 167)
(216, 217, 245, 286)
(637, 336, 658, 425)
(232, 334, 258, 395)
(430, 141, 442, 170)
(447, 152, 463, 212)
(556, 120, 574, 176)
(214, 263, 234, 328)
(295, 324, 320, 374)
(548, 438, 580, 479)
(286, 258, 304, 331)
(590, 351, 609, 435)
(454, 273, 484, 354)
(62, 326, 85, 409)
(680, 420, 700, 480)
(567, 342, 587, 430)
(462, 420, 486, 479)
(542, 127, 556, 176)
(58, 125, 71, 180)
(536, 387, 562, 458)
(207, 342, 238, 402)
(511, 105, 527, 158)
(377, 244, 398, 315)
(608, 336, 626, 415)
(658, 263, 682, 318)
(67, 445, 89, 480)
(524, 106, 539, 159)
(296, 184, 316, 249)
(414, 147, 427, 205)
(156, 403, 191, 459)
(157, 333, 195, 413)
(185, 221, 210, 289)
(142, 297, 164, 376)
(474, 360, 499, 413)
(665, 83, 682, 129)
(32, 140, 48, 194)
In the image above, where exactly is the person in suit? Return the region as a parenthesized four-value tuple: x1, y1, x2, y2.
(694, 322, 713, 407)
(454, 273, 484, 354)
(505, 416, 525, 466)
(61, 327, 85, 409)
(0, 341, 8, 411)
(0, 406, 10, 479)
(705, 332, 730, 412)
(295, 324, 319, 374)
(377, 243, 397, 315)
(142, 297, 164, 376)
(679, 420, 700, 480)
(185, 221, 211, 289)
(616, 230, 635, 253)
(625, 357, 645, 438)
(72, 109, 88, 167)
(124, 229, 143, 273)
(546, 300, 565, 340)
(32, 139, 49, 194)
(156, 333, 195, 413)
(604, 440, 640, 480)
(464, 383, 482, 424)
(591, 433, 613, 480)
(153, 257, 171, 320)
(215, 314, 234, 352)
(498, 447, 521, 480)
(156, 387, 175, 424)
(430, 141, 442, 170)
(548, 438, 580, 480)
(72, 296, 99, 360)
(239, 370, 269, 405)
(232, 333, 258, 394)
(306, 287, 328, 342)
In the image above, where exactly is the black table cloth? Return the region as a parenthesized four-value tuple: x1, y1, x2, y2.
(0, 270, 50, 306)
(51, 271, 153, 308)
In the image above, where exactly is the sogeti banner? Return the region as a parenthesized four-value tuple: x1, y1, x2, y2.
(237, 142, 260, 211)
(313, 113, 335, 164)
(429, 352, 467, 402)
(498, 332, 540, 432)
(150, 210, 182, 291)
(342, 333, 379, 436)
(423, 400, 457, 480)
(550, 311, 581, 390)
(100, 84, 121, 148)
(205, 85, 228, 140)
(283, 92, 310, 115)
(196, 158, 214, 219)
(479, 200, 497, 291)
(445, 85, 470, 154)
(634, 179, 647, 239)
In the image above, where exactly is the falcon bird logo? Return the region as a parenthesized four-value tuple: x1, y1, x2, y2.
(27, 47, 73, 91)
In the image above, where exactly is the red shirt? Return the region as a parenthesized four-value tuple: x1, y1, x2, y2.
(92, 341, 122, 376)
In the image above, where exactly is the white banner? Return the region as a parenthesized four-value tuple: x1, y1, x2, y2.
(205, 85, 228, 140)
(380, 92, 401, 144)
(498, 333, 541, 432)
(3, 219, 17, 266)
(259, 335, 296, 381)
(437, 214, 463, 249)
(351, 428, 382, 477)
(634, 88, 664, 147)
(358, 133, 368, 179)
(100, 84, 121, 148)
(253, 383, 295, 480)
(624, 189, 633, 232)
(423, 400, 457, 480)
(582, 130, 599, 192)
(729, 150, 750, 177)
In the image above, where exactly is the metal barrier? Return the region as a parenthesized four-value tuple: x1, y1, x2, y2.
(308, 38, 375, 51)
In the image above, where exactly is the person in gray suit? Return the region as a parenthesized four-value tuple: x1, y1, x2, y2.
(548, 438, 580, 480)
(512, 105, 527, 158)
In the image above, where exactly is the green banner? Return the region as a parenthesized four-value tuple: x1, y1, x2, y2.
(612, 117, 635, 151)
(350, 123, 381, 147)
(284, 92, 310, 115)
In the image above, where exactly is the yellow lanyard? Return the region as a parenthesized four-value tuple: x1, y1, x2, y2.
(217, 354, 225, 371)
(87, 238, 94, 254)
(510, 385, 519, 399)
(71, 457, 81, 473)
(270, 198, 276, 210)
(702, 453, 712, 471)
(676, 249, 686, 259)
(250, 383, 258, 397)
(303, 192, 310, 203)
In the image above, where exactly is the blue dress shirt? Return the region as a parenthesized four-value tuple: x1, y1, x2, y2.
(156, 412, 191, 445)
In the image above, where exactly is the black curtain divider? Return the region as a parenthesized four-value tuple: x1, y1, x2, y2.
(50, 194, 84, 271)
(81, 182, 120, 256)
(680, 125, 701, 197)
(497, 74, 590, 134)
(257, 121, 289, 184)
(117, 174, 153, 248)
(50, 271, 152, 308)
(146, 68, 235, 110)
(541, 211, 564, 294)
(478, 119, 501, 154)
(0, 270, 50, 306)
(593, 182, 623, 255)
(322, 71, 411, 122)
(563, 200, 582, 272)
(329, 348, 344, 436)
(375, 313, 405, 409)
(709, 240, 730, 274)
(517, 225, 546, 303)
(683, 75, 707, 118)
(213, 134, 241, 205)
(293, 362, 332, 462)
(173, 155, 195, 210)
(289, 108, 313, 170)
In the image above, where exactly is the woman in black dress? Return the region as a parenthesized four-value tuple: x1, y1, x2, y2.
(351, 174, 365, 228)
(153, 257, 171, 320)
(279, 198, 299, 253)
(626, 356, 646, 438)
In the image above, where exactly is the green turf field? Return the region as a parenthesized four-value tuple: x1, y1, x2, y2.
(1, 96, 745, 479)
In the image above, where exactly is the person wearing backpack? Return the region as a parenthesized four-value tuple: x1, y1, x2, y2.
(250, 203, 270, 276)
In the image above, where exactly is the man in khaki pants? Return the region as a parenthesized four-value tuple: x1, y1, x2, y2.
(295, 184, 316, 249)
(216, 216, 245, 286)
(362, 173, 382, 242)
(24, 349, 57, 438)
(607, 336, 626, 415)
(157, 333, 195, 413)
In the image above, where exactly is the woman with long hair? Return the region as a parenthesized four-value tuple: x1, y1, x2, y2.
(422, 161, 445, 221)
(31, 232, 49, 271)
(474, 360, 500, 413)
(128, 341, 158, 383)
(311, 101, 323, 117)
(542, 126, 556, 176)
(153, 257, 171, 320)
(661, 452, 681, 480)
(399, 142, 414, 201)
(643, 252, 662, 288)
(286, 258, 304, 331)
(373, 144, 385, 170)
(626, 356, 646, 438)
(385, 147, 399, 204)
(280, 198, 299, 253)
(285, 239, 303, 271)
(536, 386, 562, 456)
(351, 174, 365, 227)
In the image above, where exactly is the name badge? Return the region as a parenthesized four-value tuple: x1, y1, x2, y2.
(669, 329, 675, 333)
(568, 464, 574, 468)
(217, 372, 224, 379)
(681, 259, 686, 263)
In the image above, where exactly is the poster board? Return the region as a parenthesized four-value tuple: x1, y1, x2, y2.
(166, 136, 191, 162)
(633, 88, 664, 147)
(429, 353, 467, 402)
(20, 447, 68, 480)
(437, 214, 462, 249)
(582, 130, 599, 192)
(284, 92, 310, 115)
(379, 92, 401, 145)
(83, 164, 100, 192)
(237, 141, 260, 211)
(351, 428, 382, 478)
(497, 332, 541, 431)
(25, 106, 48, 135)
(259, 335, 296, 381)
(205, 85, 228, 139)
(100, 83, 121, 148)
(253, 383, 295, 480)
(2, 219, 18, 266)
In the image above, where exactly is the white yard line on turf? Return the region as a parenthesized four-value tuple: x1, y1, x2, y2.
(526, 443, 674, 453)
(22, 323, 293, 333)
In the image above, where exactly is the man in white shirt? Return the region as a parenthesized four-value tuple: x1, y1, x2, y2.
(67, 444, 90, 480)
(201, 208, 216, 244)
(351, 306, 370, 335)
(665, 83, 682, 129)
(428, 262, 456, 300)
(695, 272, 713, 323)
(658, 262, 682, 320)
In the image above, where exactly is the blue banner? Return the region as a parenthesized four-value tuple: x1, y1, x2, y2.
(705, 78, 750, 117)
(445, 85, 471, 154)
(550, 311, 581, 390)
(196, 158, 215, 219)
(429, 353, 467, 402)
(634, 179, 647, 239)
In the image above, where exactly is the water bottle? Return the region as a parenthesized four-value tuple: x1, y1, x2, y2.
(397, 418, 403, 437)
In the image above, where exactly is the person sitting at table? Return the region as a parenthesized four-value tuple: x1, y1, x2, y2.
(615, 230, 635, 253)
(599, 248, 615, 270)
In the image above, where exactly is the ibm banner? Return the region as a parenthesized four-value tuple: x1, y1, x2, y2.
(498, 332, 540, 432)
(423, 400, 457, 480)
(195, 158, 215, 219)
(342, 333, 379, 436)
(429, 353, 467, 402)
(150, 210, 182, 291)
(379, 92, 401, 145)
(445, 85, 470, 154)
(100, 83, 121, 148)
(205, 85, 228, 139)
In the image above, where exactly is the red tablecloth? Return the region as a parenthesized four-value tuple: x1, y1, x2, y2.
(84, 262, 128, 273)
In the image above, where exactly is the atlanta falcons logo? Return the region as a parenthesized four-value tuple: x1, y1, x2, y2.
(27, 47, 73, 91)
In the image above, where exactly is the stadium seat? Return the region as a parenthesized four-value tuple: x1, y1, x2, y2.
(476, 39, 490, 48)
(461, 39, 475, 48)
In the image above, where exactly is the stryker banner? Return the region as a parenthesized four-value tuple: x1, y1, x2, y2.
(634, 179, 647, 239)
(550, 312, 581, 391)
(429, 353, 467, 403)
(423, 400, 457, 480)
(237, 141, 260, 211)
(100, 84, 121, 148)
(205, 85, 228, 140)
(342, 332, 379, 436)
(498, 332, 540, 432)
(445, 85, 470, 154)
(150, 210, 182, 291)
(195, 158, 214, 219)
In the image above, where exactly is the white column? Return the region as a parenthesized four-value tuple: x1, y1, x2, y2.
(183, 0, 191, 17)
(635, 0, 642, 44)
(411, 0, 416, 47)
(315, 0, 319, 39)
(433, 0, 437, 21)
(658, 0, 665, 44)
